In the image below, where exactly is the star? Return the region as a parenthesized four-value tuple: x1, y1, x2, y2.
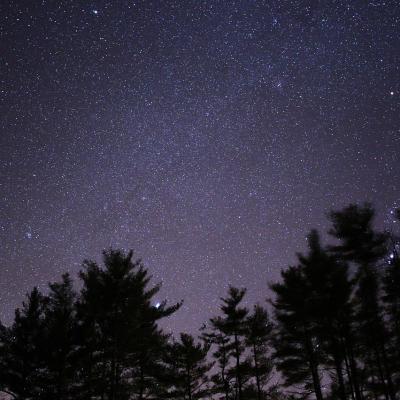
(0, 0, 399, 342)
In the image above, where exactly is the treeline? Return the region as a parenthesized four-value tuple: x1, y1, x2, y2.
(0, 203, 400, 400)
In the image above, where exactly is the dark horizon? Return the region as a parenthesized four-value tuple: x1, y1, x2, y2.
(1, 203, 399, 400)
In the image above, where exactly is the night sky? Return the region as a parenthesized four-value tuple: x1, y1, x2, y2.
(1, 1, 399, 333)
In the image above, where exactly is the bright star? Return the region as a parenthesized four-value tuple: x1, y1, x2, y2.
(92, 10, 98, 15)
(155, 302, 160, 308)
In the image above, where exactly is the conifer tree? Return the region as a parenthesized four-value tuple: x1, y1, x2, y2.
(329, 204, 395, 400)
(201, 323, 233, 400)
(380, 217, 400, 397)
(271, 232, 327, 400)
(2, 287, 47, 399)
(0, 321, 14, 398)
(164, 333, 213, 400)
(298, 231, 354, 400)
(215, 287, 249, 400)
(329, 204, 388, 266)
(41, 273, 77, 400)
(382, 240, 400, 391)
(74, 258, 108, 399)
(129, 301, 177, 400)
(245, 304, 273, 400)
(76, 249, 181, 400)
(203, 286, 249, 400)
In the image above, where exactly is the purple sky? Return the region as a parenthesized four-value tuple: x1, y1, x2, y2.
(0, 0, 399, 334)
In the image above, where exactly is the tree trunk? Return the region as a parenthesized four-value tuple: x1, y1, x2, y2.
(380, 343, 396, 400)
(346, 337, 363, 400)
(234, 332, 242, 400)
(109, 347, 118, 400)
(253, 343, 262, 400)
(334, 355, 347, 400)
(186, 362, 193, 400)
(373, 346, 389, 400)
(343, 347, 355, 400)
(110, 357, 116, 400)
(304, 332, 324, 400)
(139, 358, 145, 400)
(220, 340, 230, 400)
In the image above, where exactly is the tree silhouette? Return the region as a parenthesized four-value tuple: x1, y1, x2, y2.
(382, 233, 400, 392)
(2, 287, 47, 399)
(163, 333, 214, 400)
(298, 231, 353, 400)
(271, 231, 328, 400)
(216, 287, 249, 400)
(42, 273, 77, 399)
(245, 304, 274, 400)
(0, 205, 399, 400)
(329, 204, 395, 400)
(75, 249, 181, 400)
(201, 322, 233, 400)
(203, 286, 250, 400)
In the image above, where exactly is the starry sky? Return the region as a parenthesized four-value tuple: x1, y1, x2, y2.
(0, 0, 399, 333)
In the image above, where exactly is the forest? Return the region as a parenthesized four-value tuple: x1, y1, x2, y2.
(0, 203, 400, 400)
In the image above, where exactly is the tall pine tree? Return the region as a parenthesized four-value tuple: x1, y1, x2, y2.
(245, 304, 274, 400)
(41, 273, 77, 400)
(271, 232, 327, 400)
(163, 333, 213, 400)
(329, 204, 395, 400)
(2, 287, 47, 399)
(201, 322, 233, 400)
(76, 249, 181, 400)
(204, 286, 249, 400)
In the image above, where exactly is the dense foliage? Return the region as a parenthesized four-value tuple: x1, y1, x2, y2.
(1, 204, 399, 400)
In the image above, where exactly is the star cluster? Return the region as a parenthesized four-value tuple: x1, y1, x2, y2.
(0, 0, 399, 332)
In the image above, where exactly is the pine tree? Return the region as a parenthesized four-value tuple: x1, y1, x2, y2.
(271, 232, 327, 400)
(74, 258, 108, 399)
(201, 322, 233, 400)
(381, 209, 400, 388)
(298, 231, 355, 400)
(210, 287, 249, 400)
(2, 287, 47, 399)
(76, 249, 181, 400)
(129, 301, 178, 400)
(41, 273, 77, 400)
(329, 204, 395, 400)
(0, 321, 14, 398)
(382, 239, 400, 392)
(164, 333, 213, 400)
(329, 204, 388, 267)
(245, 304, 273, 400)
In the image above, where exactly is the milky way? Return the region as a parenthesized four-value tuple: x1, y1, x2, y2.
(0, 1, 399, 333)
